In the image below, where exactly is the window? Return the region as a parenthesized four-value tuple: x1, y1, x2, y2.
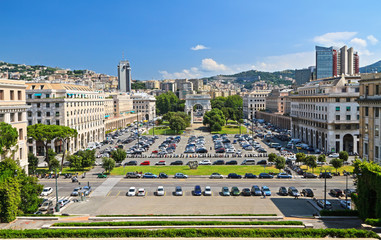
(376, 108, 379, 118)
(46, 94, 50, 98)
(346, 106, 351, 111)
(10, 90, 14, 100)
(56, 112, 60, 117)
(37, 103, 40, 108)
(56, 120, 60, 125)
(28, 120, 32, 126)
(357, 115, 360, 120)
(46, 112, 50, 117)
(376, 125, 379, 137)
(366, 86, 369, 95)
(336, 134, 340, 139)
(377, 85, 380, 95)
(46, 120, 50, 125)
(346, 125, 351, 130)
(336, 115, 340, 120)
(17, 91, 22, 100)
(336, 98, 340, 102)
(0, 90, 3, 100)
(365, 124, 368, 133)
(18, 129, 23, 140)
(19, 148, 23, 160)
(37, 111, 41, 117)
(355, 88, 359, 92)
(346, 97, 350, 102)
(18, 112, 22, 121)
(365, 107, 369, 116)
(365, 143, 368, 155)
(28, 111, 32, 117)
(37, 120, 41, 124)
(46, 103, 50, 108)
(28, 94, 32, 99)
(55, 103, 59, 107)
(346, 115, 351, 120)
(10, 113, 15, 122)
(342, 88, 347, 93)
(336, 106, 340, 111)
(376, 146, 380, 159)
(335, 125, 340, 130)
(357, 106, 360, 111)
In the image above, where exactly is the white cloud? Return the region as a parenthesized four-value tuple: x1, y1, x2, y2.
(313, 32, 357, 47)
(191, 44, 209, 51)
(349, 38, 367, 48)
(159, 68, 201, 79)
(201, 58, 228, 72)
(253, 51, 315, 72)
(367, 35, 378, 45)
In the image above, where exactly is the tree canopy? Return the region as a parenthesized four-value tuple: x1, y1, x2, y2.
(111, 148, 127, 163)
(156, 92, 183, 115)
(0, 122, 18, 156)
(131, 81, 146, 90)
(169, 116, 187, 134)
(210, 95, 243, 122)
(203, 108, 226, 132)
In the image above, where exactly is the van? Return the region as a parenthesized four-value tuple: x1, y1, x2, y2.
(270, 143, 280, 148)
(242, 159, 256, 165)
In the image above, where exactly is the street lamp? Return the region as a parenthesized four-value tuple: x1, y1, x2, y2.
(152, 108, 155, 136)
(345, 172, 348, 205)
(55, 168, 60, 212)
(323, 169, 328, 210)
(251, 114, 254, 140)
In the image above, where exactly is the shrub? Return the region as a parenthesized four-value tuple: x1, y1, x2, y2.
(365, 218, 381, 226)
(320, 210, 359, 216)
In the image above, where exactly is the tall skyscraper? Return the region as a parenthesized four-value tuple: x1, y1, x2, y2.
(315, 45, 359, 79)
(118, 60, 131, 92)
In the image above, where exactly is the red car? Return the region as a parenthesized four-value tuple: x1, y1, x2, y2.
(140, 161, 150, 166)
(152, 150, 159, 154)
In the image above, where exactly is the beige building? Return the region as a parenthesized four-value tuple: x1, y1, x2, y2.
(131, 93, 156, 121)
(112, 93, 133, 117)
(0, 79, 29, 172)
(266, 89, 292, 115)
(243, 90, 271, 119)
(26, 83, 105, 155)
(145, 80, 160, 89)
(104, 93, 136, 132)
(358, 73, 381, 164)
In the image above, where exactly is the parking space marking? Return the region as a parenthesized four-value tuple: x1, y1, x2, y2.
(116, 191, 121, 197)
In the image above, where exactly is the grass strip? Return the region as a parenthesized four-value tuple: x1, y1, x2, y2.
(320, 210, 359, 216)
(96, 213, 277, 217)
(365, 218, 381, 227)
(53, 221, 303, 227)
(0, 228, 378, 238)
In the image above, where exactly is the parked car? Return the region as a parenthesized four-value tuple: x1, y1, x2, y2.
(222, 187, 230, 196)
(155, 160, 166, 165)
(251, 185, 262, 196)
(142, 172, 158, 178)
(137, 188, 146, 196)
(257, 160, 267, 165)
(124, 160, 137, 166)
(317, 200, 332, 209)
(278, 187, 288, 196)
(127, 187, 136, 196)
(193, 185, 202, 196)
(261, 186, 271, 196)
(226, 160, 238, 165)
(82, 186, 92, 196)
(159, 172, 168, 178)
(174, 173, 188, 179)
(259, 173, 273, 179)
(58, 199, 70, 208)
(244, 173, 257, 179)
(71, 187, 82, 196)
(210, 173, 223, 179)
(126, 172, 141, 178)
(170, 160, 183, 165)
(39, 200, 53, 211)
(213, 160, 225, 165)
(175, 186, 183, 196)
(277, 172, 292, 179)
(140, 161, 150, 166)
(227, 173, 242, 179)
(41, 187, 53, 196)
(204, 186, 212, 196)
(301, 188, 314, 197)
(344, 189, 356, 196)
(231, 186, 240, 196)
(328, 153, 340, 158)
(156, 186, 165, 196)
(199, 159, 212, 165)
(330, 189, 343, 197)
(241, 159, 256, 165)
(241, 188, 252, 196)
(303, 172, 318, 178)
(340, 200, 351, 209)
(319, 172, 332, 178)
(288, 187, 300, 197)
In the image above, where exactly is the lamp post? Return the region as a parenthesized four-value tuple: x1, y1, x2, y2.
(345, 172, 348, 205)
(153, 108, 155, 136)
(55, 168, 60, 212)
(239, 106, 242, 135)
(323, 169, 327, 210)
(251, 114, 254, 140)
(137, 111, 140, 147)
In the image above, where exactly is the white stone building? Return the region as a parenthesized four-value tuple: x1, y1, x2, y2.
(243, 90, 271, 119)
(131, 93, 156, 121)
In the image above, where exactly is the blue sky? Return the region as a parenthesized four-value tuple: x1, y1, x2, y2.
(1, 0, 381, 79)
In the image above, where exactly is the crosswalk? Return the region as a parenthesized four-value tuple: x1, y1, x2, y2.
(44, 196, 76, 202)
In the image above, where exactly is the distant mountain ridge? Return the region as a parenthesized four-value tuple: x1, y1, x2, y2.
(360, 60, 381, 73)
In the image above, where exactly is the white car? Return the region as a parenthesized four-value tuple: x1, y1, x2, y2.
(156, 186, 165, 196)
(204, 186, 212, 196)
(329, 153, 340, 158)
(127, 187, 136, 196)
(137, 188, 146, 196)
(340, 200, 351, 209)
(226, 148, 235, 154)
(287, 155, 297, 161)
(199, 159, 212, 165)
(40, 187, 53, 196)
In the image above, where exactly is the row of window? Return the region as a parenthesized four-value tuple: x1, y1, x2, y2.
(364, 107, 380, 117)
(28, 120, 60, 126)
(335, 115, 359, 121)
(363, 143, 380, 160)
(364, 124, 380, 136)
(0, 89, 23, 101)
(28, 111, 60, 117)
(0, 112, 23, 122)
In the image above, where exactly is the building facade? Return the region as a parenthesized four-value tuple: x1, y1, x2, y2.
(266, 89, 292, 115)
(295, 68, 313, 86)
(26, 83, 105, 155)
(290, 75, 360, 154)
(131, 93, 156, 121)
(243, 90, 271, 119)
(358, 73, 381, 164)
(0, 79, 29, 172)
(117, 60, 131, 92)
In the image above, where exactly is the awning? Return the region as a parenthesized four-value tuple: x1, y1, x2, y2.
(130, 111, 135, 113)
(105, 115, 110, 118)
(34, 93, 42, 96)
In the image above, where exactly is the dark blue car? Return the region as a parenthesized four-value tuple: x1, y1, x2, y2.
(193, 185, 202, 196)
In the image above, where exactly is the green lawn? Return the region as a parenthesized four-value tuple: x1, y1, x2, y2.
(227, 120, 238, 124)
(111, 165, 278, 176)
(212, 125, 247, 135)
(143, 126, 182, 135)
(299, 165, 354, 174)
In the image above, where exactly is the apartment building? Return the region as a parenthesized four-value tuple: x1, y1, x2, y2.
(266, 89, 292, 115)
(131, 93, 156, 121)
(358, 73, 381, 164)
(26, 83, 105, 155)
(145, 80, 160, 89)
(104, 93, 136, 132)
(290, 75, 360, 154)
(243, 90, 271, 119)
(0, 79, 29, 172)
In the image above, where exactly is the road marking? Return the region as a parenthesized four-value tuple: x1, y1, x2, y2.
(116, 191, 121, 197)
(91, 177, 122, 197)
(106, 191, 112, 197)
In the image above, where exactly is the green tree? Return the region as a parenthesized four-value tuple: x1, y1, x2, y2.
(47, 149, 59, 170)
(339, 151, 349, 162)
(19, 175, 43, 214)
(28, 153, 39, 174)
(305, 155, 317, 172)
(330, 158, 343, 173)
(169, 116, 187, 134)
(225, 95, 243, 109)
(211, 122, 222, 132)
(203, 108, 226, 132)
(211, 96, 227, 109)
(268, 153, 277, 163)
(27, 124, 62, 168)
(274, 156, 286, 172)
(56, 126, 77, 171)
(0, 122, 18, 157)
(131, 81, 146, 90)
(295, 152, 306, 164)
(102, 157, 115, 173)
(318, 154, 326, 163)
(68, 155, 83, 170)
(0, 176, 20, 222)
(77, 150, 96, 168)
(110, 148, 127, 163)
(155, 92, 179, 115)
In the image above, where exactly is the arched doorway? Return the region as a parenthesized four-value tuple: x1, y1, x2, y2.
(343, 134, 354, 153)
(193, 104, 204, 123)
(145, 114, 149, 121)
(184, 94, 211, 124)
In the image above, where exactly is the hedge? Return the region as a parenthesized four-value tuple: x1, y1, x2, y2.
(320, 210, 359, 216)
(53, 220, 303, 227)
(96, 213, 277, 217)
(365, 218, 381, 227)
(0, 228, 377, 238)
